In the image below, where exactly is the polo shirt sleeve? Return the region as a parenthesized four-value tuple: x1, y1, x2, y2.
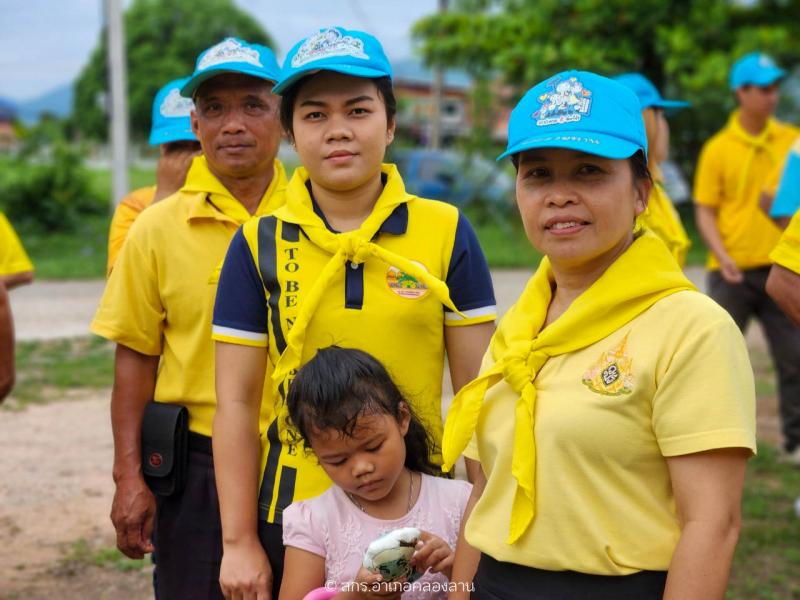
(693, 140, 723, 208)
(444, 213, 497, 327)
(769, 148, 800, 219)
(0, 213, 34, 276)
(90, 221, 164, 356)
(652, 315, 756, 457)
(770, 211, 800, 274)
(211, 227, 268, 347)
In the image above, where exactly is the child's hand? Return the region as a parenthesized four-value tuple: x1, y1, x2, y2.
(336, 566, 405, 599)
(410, 531, 454, 578)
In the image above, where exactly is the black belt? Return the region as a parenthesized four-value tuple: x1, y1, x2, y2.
(188, 432, 212, 455)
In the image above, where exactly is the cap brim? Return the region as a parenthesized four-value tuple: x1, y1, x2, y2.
(273, 64, 391, 95)
(732, 68, 787, 90)
(180, 66, 279, 97)
(149, 126, 197, 146)
(497, 131, 642, 161)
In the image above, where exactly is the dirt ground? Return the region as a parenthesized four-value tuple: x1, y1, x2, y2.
(0, 272, 784, 598)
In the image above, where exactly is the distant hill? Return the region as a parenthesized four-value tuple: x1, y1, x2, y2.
(16, 83, 73, 123)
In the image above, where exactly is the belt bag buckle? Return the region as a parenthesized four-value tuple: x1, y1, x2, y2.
(141, 402, 189, 497)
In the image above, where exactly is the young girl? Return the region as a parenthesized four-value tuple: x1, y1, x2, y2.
(279, 346, 472, 599)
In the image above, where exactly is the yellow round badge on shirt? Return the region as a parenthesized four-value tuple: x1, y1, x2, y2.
(386, 262, 429, 299)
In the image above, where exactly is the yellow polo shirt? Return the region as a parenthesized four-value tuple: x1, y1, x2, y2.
(770, 210, 800, 274)
(694, 111, 798, 270)
(640, 182, 690, 267)
(0, 212, 34, 276)
(91, 156, 287, 436)
(107, 186, 156, 275)
(212, 164, 497, 523)
(463, 290, 755, 575)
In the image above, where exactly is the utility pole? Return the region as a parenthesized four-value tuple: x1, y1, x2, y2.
(105, 0, 129, 207)
(429, 0, 448, 149)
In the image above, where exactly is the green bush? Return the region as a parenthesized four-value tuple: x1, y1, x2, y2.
(0, 144, 105, 232)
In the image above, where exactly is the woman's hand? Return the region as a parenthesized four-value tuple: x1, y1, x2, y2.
(411, 531, 455, 578)
(219, 536, 273, 600)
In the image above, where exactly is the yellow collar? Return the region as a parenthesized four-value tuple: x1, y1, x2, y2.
(182, 156, 287, 225)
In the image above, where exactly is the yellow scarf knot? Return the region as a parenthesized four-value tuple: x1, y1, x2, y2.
(337, 233, 372, 265)
(442, 231, 696, 545)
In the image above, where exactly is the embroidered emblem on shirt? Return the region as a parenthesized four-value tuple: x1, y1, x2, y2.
(386, 262, 429, 299)
(582, 332, 634, 396)
(198, 38, 262, 71)
(533, 76, 592, 126)
(159, 88, 194, 118)
(291, 28, 369, 68)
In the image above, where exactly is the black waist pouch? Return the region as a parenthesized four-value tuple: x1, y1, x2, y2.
(141, 402, 189, 497)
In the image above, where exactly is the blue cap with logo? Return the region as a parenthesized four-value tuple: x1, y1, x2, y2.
(148, 77, 197, 146)
(614, 72, 689, 113)
(498, 70, 647, 161)
(180, 37, 281, 97)
(273, 26, 392, 95)
(729, 52, 786, 90)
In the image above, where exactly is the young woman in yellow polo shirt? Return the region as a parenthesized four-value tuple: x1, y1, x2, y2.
(443, 72, 755, 599)
(211, 27, 497, 597)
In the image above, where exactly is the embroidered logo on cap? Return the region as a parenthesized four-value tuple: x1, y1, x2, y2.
(291, 28, 369, 68)
(758, 54, 776, 68)
(198, 38, 263, 71)
(159, 88, 194, 118)
(533, 76, 592, 126)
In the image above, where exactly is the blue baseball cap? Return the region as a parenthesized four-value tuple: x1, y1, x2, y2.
(614, 73, 689, 113)
(148, 77, 197, 146)
(498, 70, 647, 161)
(273, 27, 392, 95)
(180, 38, 281, 97)
(729, 52, 786, 90)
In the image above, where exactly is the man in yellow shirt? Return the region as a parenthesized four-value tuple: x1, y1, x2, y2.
(106, 77, 200, 274)
(694, 52, 800, 459)
(91, 38, 286, 599)
(768, 211, 800, 325)
(0, 212, 34, 289)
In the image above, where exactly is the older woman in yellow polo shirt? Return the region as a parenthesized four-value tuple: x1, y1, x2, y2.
(444, 72, 755, 599)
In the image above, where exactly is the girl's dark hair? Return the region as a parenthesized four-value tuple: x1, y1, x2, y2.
(279, 74, 397, 140)
(286, 346, 439, 476)
(510, 149, 652, 183)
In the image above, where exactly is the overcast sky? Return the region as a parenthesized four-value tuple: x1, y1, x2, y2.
(0, 0, 438, 102)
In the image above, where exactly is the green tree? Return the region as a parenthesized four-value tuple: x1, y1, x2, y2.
(72, 0, 274, 141)
(413, 0, 800, 177)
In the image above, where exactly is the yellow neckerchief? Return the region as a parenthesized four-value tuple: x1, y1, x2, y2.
(726, 110, 781, 206)
(441, 230, 695, 544)
(181, 155, 287, 224)
(270, 163, 463, 402)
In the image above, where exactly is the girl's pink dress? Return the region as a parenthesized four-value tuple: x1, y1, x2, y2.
(283, 473, 472, 599)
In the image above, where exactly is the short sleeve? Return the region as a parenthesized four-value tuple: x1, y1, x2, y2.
(444, 213, 497, 326)
(770, 211, 800, 274)
(0, 213, 34, 276)
(282, 501, 327, 558)
(770, 148, 800, 219)
(693, 141, 723, 208)
(90, 221, 164, 356)
(211, 227, 269, 347)
(653, 315, 756, 457)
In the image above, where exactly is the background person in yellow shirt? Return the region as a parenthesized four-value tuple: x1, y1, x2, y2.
(768, 211, 800, 326)
(0, 212, 34, 290)
(445, 71, 754, 599)
(91, 38, 286, 600)
(615, 72, 691, 266)
(694, 52, 800, 461)
(106, 77, 200, 274)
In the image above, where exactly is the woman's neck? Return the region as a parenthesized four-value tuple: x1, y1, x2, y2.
(210, 164, 275, 215)
(545, 235, 634, 327)
(311, 172, 384, 232)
